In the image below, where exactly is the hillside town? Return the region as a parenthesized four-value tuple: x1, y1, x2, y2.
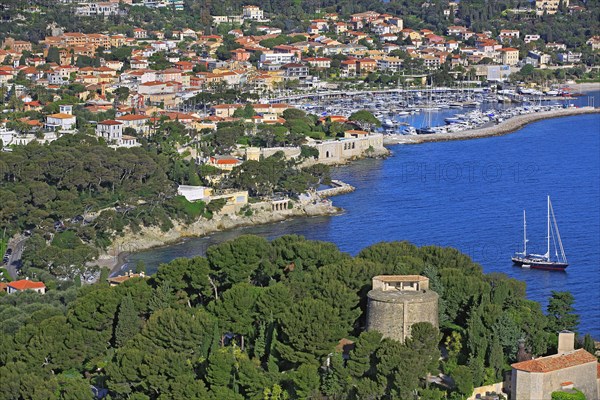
(0, 1, 599, 399)
(1, 3, 598, 114)
(0, 2, 598, 154)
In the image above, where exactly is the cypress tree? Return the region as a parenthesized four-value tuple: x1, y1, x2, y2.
(114, 294, 140, 347)
(582, 334, 595, 354)
(488, 336, 504, 381)
(254, 322, 266, 361)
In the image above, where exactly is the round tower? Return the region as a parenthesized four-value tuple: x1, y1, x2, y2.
(366, 275, 439, 343)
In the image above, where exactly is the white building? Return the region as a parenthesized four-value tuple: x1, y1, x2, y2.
(96, 120, 123, 141)
(558, 52, 582, 63)
(177, 185, 212, 202)
(75, 2, 120, 16)
(96, 120, 140, 148)
(259, 52, 296, 65)
(46, 105, 77, 132)
(243, 5, 264, 20)
(524, 34, 541, 44)
(377, 57, 403, 72)
(142, 0, 183, 11)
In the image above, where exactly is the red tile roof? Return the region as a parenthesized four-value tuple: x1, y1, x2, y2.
(210, 156, 240, 165)
(511, 349, 597, 373)
(8, 279, 46, 291)
(117, 114, 148, 121)
(99, 120, 122, 125)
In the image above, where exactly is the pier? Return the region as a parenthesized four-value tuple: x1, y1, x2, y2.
(316, 180, 356, 197)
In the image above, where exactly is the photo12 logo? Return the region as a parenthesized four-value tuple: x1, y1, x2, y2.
(399, 161, 539, 184)
(462, 242, 516, 264)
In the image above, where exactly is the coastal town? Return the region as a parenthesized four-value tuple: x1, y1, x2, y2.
(0, 0, 599, 399)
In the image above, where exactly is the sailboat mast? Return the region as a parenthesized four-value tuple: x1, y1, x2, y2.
(546, 196, 551, 260)
(550, 199, 568, 263)
(523, 210, 527, 255)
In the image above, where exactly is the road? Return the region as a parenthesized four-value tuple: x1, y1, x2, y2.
(3, 235, 27, 280)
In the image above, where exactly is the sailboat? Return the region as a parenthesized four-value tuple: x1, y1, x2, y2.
(417, 84, 437, 135)
(512, 196, 568, 271)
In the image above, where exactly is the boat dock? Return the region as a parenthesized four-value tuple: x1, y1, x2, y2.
(317, 180, 356, 197)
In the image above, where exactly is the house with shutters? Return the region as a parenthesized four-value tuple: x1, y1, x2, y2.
(96, 120, 140, 148)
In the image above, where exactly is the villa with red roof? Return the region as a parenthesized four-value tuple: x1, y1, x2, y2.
(6, 279, 46, 294)
(208, 155, 242, 171)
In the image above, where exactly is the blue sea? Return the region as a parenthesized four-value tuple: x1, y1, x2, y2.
(122, 102, 600, 339)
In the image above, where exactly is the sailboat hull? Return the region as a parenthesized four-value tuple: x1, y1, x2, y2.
(512, 257, 568, 271)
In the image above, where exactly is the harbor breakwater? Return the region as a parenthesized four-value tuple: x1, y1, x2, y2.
(385, 106, 599, 145)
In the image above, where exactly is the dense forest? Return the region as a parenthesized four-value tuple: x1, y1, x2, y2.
(0, 122, 331, 280)
(0, 236, 588, 399)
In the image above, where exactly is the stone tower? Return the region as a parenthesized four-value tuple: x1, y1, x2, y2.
(366, 275, 439, 343)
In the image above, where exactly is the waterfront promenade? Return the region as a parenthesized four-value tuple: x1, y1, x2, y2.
(384, 106, 599, 144)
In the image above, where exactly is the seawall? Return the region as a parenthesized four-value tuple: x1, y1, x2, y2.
(385, 107, 599, 145)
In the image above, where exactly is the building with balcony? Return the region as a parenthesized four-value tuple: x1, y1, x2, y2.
(45, 105, 76, 132)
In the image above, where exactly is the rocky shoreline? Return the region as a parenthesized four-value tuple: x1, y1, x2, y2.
(101, 199, 340, 274)
(100, 151, 387, 274)
(384, 107, 599, 145)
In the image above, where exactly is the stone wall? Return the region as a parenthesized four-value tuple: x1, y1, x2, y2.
(366, 287, 439, 343)
(241, 133, 387, 166)
(468, 382, 504, 400)
(313, 134, 385, 165)
(260, 146, 302, 159)
(512, 362, 599, 400)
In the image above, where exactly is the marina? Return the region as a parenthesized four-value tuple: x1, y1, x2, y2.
(281, 86, 585, 138)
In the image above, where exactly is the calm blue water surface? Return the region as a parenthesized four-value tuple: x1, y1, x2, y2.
(124, 104, 600, 338)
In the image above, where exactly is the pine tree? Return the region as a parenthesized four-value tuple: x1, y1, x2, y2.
(148, 281, 175, 312)
(547, 291, 579, 333)
(114, 294, 140, 347)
